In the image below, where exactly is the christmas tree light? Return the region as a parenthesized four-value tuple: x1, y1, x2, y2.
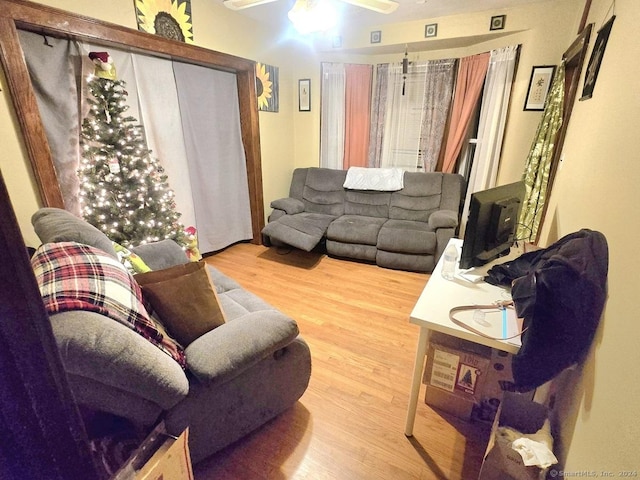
(78, 52, 186, 248)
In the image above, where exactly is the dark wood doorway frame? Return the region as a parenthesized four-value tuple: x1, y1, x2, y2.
(0, 171, 99, 479)
(0, 0, 265, 243)
(534, 6, 593, 242)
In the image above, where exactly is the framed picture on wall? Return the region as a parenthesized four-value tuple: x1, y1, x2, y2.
(134, 0, 194, 44)
(299, 79, 310, 111)
(580, 15, 616, 101)
(524, 65, 556, 111)
(256, 62, 279, 112)
(490, 14, 506, 31)
(425, 23, 438, 38)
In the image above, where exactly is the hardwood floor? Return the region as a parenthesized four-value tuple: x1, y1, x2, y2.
(195, 243, 490, 480)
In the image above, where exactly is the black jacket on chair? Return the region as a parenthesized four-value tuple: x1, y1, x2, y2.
(486, 229, 609, 391)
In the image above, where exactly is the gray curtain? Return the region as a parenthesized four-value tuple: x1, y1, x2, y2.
(18, 30, 83, 215)
(367, 63, 388, 167)
(419, 59, 456, 172)
(173, 62, 253, 253)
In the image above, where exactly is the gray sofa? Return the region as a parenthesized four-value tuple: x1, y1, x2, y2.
(262, 168, 465, 272)
(30, 208, 312, 465)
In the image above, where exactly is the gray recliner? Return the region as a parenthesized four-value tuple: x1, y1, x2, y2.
(30, 208, 312, 464)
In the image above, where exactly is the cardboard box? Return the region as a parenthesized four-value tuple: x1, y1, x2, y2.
(136, 429, 193, 480)
(478, 392, 551, 480)
(113, 424, 193, 480)
(472, 348, 523, 423)
(423, 333, 491, 420)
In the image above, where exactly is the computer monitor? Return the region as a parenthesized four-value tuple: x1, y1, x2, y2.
(459, 181, 525, 270)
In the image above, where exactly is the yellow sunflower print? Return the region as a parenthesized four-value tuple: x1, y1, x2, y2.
(135, 0, 194, 44)
(256, 63, 273, 111)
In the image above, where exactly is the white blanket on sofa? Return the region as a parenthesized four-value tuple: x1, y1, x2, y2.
(343, 167, 405, 191)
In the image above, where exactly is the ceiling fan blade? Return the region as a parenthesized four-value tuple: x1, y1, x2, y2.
(223, 0, 279, 10)
(340, 0, 398, 14)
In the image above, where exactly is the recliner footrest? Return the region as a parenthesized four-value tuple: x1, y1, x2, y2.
(261, 212, 336, 252)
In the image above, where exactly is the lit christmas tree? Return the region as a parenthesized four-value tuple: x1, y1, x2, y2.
(78, 51, 186, 248)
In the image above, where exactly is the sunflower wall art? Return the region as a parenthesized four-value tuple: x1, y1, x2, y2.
(134, 0, 194, 44)
(256, 62, 279, 113)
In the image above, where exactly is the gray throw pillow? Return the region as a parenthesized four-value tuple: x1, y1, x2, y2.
(31, 207, 117, 258)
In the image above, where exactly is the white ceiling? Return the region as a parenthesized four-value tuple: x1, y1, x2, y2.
(227, 0, 551, 34)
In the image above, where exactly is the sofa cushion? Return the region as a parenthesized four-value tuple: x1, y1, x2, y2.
(344, 190, 391, 218)
(31, 241, 186, 369)
(261, 212, 335, 252)
(135, 262, 227, 346)
(217, 286, 276, 319)
(32, 207, 117, 258)
(389, 173, 445, 222)
(301, 168, 347, 216)
(327, 215, 387, 246)
(207, 264, 243, 294)
(131, 239, 190, 270)
(377, 219, 437, 254)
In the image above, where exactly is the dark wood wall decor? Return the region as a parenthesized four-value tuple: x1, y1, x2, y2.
(0, 0, 265, 244)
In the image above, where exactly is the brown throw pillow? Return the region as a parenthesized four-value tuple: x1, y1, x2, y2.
(134, 261, 226, 346)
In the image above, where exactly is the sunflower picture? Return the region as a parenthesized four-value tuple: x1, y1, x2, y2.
(134, 0, 194, 44)
(256, 62, 279, 113)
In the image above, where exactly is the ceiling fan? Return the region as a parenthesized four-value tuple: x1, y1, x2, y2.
(224, 0, 398, 34)
(223, 0, 399, 15)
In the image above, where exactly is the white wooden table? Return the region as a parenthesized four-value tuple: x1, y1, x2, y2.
(404, 238, 523, 436)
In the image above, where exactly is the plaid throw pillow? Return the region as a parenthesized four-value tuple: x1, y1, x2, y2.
(31, 242, 186, 369)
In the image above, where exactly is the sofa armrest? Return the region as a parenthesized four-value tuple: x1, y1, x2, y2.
(270, 197, 305, 215)
(132, 239, 189, 270)
(185, 310, 299, 385)
(428, 209, 459, 229)
(51, 311, 190, 410)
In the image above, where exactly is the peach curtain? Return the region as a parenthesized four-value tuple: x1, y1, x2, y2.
(343, 64, 373, 168)
(441, 53, 490, 173)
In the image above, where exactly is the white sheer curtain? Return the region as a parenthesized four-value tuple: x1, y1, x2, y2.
(132, 54, 196, 229)
(380, 62, 428, 171)
(320, 63, 346, 169)
(460, 45, 519, 234)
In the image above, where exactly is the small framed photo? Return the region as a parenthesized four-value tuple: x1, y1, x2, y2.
(425, 23, 438, 38)
(298, 79, 311, 112)
(524, 65, 556, 111)
(370, 30, 381, 44)
(490, 14, 506, 31)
